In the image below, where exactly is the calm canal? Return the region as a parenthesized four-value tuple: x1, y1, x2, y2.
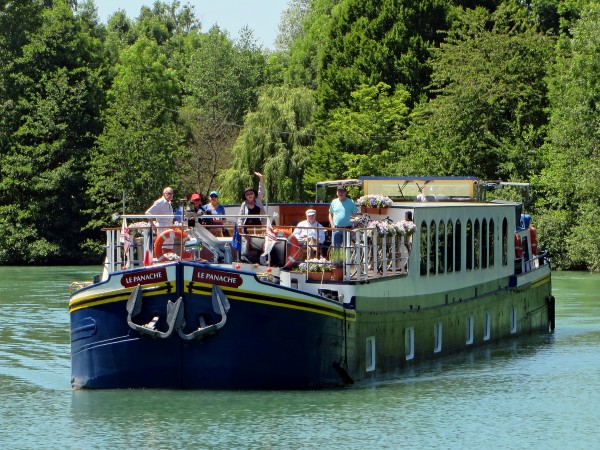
(1, 267, 599, 449)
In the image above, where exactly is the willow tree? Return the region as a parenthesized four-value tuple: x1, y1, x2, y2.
(219, 85, 316, 203)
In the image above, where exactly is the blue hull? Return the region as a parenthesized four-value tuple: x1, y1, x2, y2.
(70, 263, 351, 389)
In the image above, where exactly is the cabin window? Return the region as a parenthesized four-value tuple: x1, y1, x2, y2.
(455, 220, 462, 272)
(366, 336, 376, 372)
(420, 221, 428, 276)
(405, 327, 415, 361)
(502, 218, 508, 266)
(474, 219, 480, 270)
(482, 219, 488, 269)
(429, 220, 437, 275)
(511, 307, 518, 333)
(489, 219, 495, 268)
(438, 220, 445, 274)
(466, 316, 474, 345)
(466, 220, 473, 270)
(434, 322, 443, 353)
(446, 220, 454, 273)
(484, 313, 491, 341)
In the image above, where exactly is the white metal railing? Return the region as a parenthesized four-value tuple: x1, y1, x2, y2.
(102, 216, 413, 281)
(339, 227, 411, 280)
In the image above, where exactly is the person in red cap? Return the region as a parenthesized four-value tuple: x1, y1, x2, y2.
(189, 192, 202, 211)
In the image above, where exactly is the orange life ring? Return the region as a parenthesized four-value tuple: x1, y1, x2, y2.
(529, 226, 538, 255)
(274, 228, 302, 269)
(154, 229, 194, 261)
(515, 234, 523, 259)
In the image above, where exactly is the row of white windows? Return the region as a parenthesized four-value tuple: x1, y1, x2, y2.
(365, 307, 519, 372)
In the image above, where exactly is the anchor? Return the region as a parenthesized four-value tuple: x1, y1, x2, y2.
(178, 285, 231, 341)
(126, 284, 184, 339)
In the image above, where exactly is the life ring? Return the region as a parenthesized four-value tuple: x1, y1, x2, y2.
(514, 234, 523, 259)
(529, 226, 538, 255)
(273, 228, 302, 269)
(154, 229, 194, 261)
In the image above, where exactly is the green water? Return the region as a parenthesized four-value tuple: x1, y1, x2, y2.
(1, 267, 599, 449)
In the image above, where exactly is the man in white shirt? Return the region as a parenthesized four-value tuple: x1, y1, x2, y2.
(145, 187, 174, 230)
(293, 209, 325, 259)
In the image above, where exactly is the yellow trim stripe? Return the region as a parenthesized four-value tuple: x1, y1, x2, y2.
(70, 280, 356, 321)
(68, 282, 169, 313)
(190, 282, 356, 321)
(530, 273, 551, 289)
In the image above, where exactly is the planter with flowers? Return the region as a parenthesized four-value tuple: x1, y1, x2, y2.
(299, 257, 332, 280)
(356, 194, 393, 215)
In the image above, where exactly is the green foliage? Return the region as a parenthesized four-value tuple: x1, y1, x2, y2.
(219, 85, 316, 203)
(0, 0, 104, 263)
(533, 3, 600, 270)
(399, 6, 554, 180)
(0, 0, 598, 270)
(86, 37, 184, 226)
(316, 0, 450, 113)
(309, 82, 411, 182)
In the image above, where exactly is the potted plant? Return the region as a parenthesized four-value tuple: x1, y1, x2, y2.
(328, 248, 345, 281)
(299, 258, 331, 280)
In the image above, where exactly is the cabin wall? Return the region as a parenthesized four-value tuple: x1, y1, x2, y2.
(346, 276, 552, 381)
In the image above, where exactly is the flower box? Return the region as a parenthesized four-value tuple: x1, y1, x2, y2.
(356, 194, 393, 210)
(361, 206, 388, 215)
(307, 271, 326, 281)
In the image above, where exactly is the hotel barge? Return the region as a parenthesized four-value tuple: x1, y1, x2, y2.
(69, 177, 553, 389)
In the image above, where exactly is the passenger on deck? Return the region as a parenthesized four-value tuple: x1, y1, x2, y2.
(236, 172, 266, 263)
(145, 187, 174, 230)
(237, 172, 265, 232)
(293, 209, 325, 259)
(202, 191, 228, 236)
(329, 185, 358, 248)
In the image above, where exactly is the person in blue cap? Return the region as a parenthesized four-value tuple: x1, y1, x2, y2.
(202, 190, 227, 234)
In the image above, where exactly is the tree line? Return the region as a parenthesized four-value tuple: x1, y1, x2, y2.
(0, 0, 598, 270)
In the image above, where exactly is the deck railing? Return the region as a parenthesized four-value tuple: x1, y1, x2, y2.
(102, 215, 413, 282)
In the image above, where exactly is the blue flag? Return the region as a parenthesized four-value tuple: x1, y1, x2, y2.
(232, 224, 242, 253)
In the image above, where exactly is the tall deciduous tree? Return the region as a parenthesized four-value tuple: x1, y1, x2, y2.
(86, 37, 183, 235)
(0, 0, 104, 263)
(309, 82, 411, 182)
(178, 25, 266, 196)
(316, 0, 450, 114)
(534, 3, 600, 270)
(398, 6, 554, 180)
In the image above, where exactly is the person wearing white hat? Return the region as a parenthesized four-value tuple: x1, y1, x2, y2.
(293, 208, 325, 259)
